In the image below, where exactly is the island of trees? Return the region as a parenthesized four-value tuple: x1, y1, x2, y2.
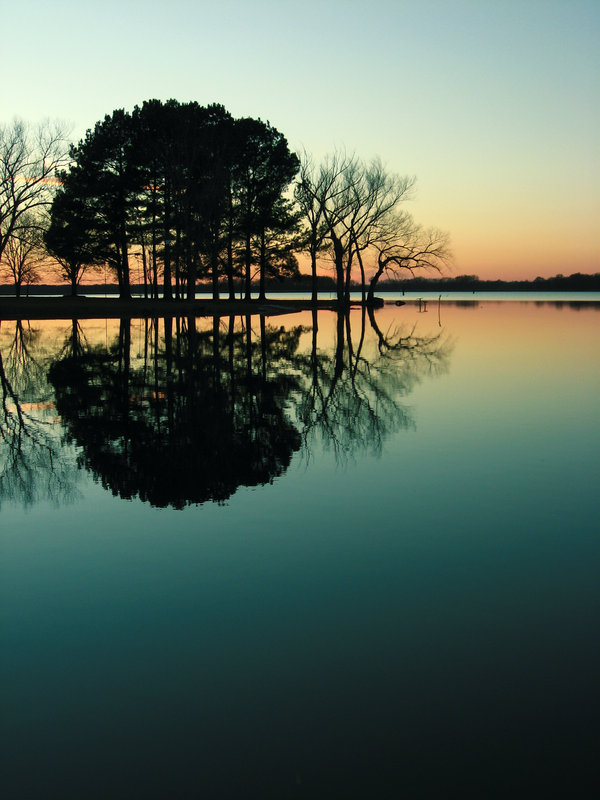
(2, 102, 597, 309)
(1, 100, 451, 306)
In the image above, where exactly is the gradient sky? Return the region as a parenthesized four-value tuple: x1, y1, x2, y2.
(3, 0, 599, 280)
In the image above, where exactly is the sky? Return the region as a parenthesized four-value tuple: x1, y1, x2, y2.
(3, 0, 599, 280)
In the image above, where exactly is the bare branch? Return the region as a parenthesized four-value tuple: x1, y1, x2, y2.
(0, 118, 71, 263)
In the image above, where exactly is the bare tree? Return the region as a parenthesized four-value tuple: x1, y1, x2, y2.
(296, 150, 357, 302)
(295, 150, 340, 303)
(339, 157, 416, 301)
(366, 214, 452, 304)
(0, 119, 70, 264)
(0, 214, 45, 296)
(296, 151, 416, 303)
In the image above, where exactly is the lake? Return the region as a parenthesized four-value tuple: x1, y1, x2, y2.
(1, 299, 599, 798)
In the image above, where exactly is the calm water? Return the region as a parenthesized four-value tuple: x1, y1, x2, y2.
(1, 301, 599, 798)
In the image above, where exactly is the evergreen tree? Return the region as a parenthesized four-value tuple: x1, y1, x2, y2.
(232, 118, 299, 301)
(61, 110, 138, 299)
(47, 102, 299, 302)
(44, 170, 104, 295)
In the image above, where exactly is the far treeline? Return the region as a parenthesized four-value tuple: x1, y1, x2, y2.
(373, 272, 600, 292)
(1, 100, 451, 302)
(4, 271, 600, 298)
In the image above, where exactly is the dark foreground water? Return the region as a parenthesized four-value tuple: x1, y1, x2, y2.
(1, 300, 599, 798)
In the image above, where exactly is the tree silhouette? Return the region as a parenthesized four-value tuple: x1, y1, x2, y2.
(47, 102, 300, 303)
(44, 170, 105, 295)
(231, 117, 300, 301)
(0, 214, 45, 297)
(296, 152, 417, 303)
(58, 110, 138, 299)
(366, 214, 451, 304)
(1, 119, 69, 264)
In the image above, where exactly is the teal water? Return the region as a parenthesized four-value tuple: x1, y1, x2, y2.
(1, 302, 599, 798)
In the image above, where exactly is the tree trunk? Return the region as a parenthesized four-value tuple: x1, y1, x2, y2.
(120, 238, 131, 300)
(211, 244, 220, 302)
(332, 235, 345, 304)
(258, 228, 266, 302)
(310, 248, 318, 304)
(367, 264, 385, 305)
(244, 234, 252, 301)
(151, 177, 159, 299)
(187, 247, 197, 302)
(227, 185, 235, 301)
(163, 187, 173, 301)
(354, 242, 366, 304)
(174, 224, 181, 300)
(344, 248, 353, 304)
(140, 242, 149, 299)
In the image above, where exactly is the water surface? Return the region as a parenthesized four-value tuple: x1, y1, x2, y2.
(1, 301, 598, 798)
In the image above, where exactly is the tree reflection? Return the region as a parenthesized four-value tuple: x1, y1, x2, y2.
(48, 316, 304, 508)
(296, 308, 452, 462)
(0, 320, 80, 508)
(3, 306, 453, 510)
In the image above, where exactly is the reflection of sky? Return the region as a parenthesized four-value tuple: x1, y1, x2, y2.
(404, 303, 599, 535)
(3, 302, 598, 517)
(3, 0, 599, 280)
(1, 303, 599, 795)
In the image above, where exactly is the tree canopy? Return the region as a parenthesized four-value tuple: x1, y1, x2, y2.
(46, 101, 301, 300)
(2, 101, 450, 301)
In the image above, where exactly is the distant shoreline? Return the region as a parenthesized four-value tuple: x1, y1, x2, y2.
(1, 272, 599, 300)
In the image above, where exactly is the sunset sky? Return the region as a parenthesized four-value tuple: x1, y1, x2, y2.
(4, 0, 599, 280)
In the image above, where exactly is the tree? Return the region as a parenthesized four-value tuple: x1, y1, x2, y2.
(129, 99, 170, 299)
(130, 100, 242, 302)
(62, 110, 138, 299)
(0, 119, 69, 264)
(44, 171, 104, 296)
(163, 102, 234, 301)
(295, 151, 337, 303)
(366, 214, 452, 304)
(232, 118, 299, 301)
(48, 102, 302, 302)
(253, 196, 301, 299)
(297, 151, 423, 303)
(0, 215, 45, 296)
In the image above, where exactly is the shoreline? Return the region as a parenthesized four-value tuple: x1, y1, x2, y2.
(1, 292, 598, 321)
(0, 296, 349, 321)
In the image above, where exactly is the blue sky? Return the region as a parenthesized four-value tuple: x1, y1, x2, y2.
(3, 0, 599, 278)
